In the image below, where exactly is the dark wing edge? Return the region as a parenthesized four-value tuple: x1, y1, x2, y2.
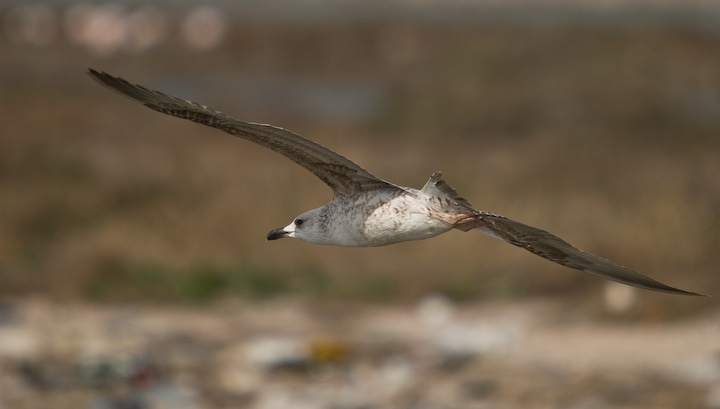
(476, 213, 706, 296)
(86, 69, 395, 194)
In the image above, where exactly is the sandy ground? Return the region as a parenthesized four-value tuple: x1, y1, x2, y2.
(0, 296, 718, 409)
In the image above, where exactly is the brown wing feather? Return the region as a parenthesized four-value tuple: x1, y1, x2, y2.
(421, 171, 474, 209)
(477, 213, 704, 296)
(87, 69, 394, 194)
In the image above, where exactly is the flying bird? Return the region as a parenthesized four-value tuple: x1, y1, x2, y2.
(87, 69, 703, 296)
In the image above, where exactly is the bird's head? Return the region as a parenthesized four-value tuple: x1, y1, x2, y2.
(267, 208, 326, 244)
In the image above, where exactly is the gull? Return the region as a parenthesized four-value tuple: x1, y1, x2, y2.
(87, 69, 703, 296)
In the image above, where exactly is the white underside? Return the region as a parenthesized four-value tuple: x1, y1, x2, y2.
(325, 192, 453, 247)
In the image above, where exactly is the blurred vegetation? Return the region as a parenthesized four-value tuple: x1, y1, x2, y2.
(81, 260, 406, 305)
(0, 21, 719, 312)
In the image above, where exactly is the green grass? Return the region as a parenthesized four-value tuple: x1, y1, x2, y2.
(84, 263, 295, 304)
(83, 262, 431, 304)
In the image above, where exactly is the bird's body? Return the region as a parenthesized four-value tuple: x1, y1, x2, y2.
(87, 69, 704, 296)
(305, 187, 456, 247)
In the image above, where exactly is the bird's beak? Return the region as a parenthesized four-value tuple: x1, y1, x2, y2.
(266, 228, 290, 241)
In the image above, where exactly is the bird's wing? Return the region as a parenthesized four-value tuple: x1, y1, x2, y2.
(476, 212, 704, 296)
(87, 69, 395, 195)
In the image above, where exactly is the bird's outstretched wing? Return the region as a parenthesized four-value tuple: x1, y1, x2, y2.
(87, 69, 395, 195)
(477, 213, 704, 296)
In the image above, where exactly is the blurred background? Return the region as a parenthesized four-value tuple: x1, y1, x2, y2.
(1, 0, 720, 408)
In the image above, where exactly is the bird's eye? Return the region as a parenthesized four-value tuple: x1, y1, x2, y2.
(295, 218, 304, 226)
